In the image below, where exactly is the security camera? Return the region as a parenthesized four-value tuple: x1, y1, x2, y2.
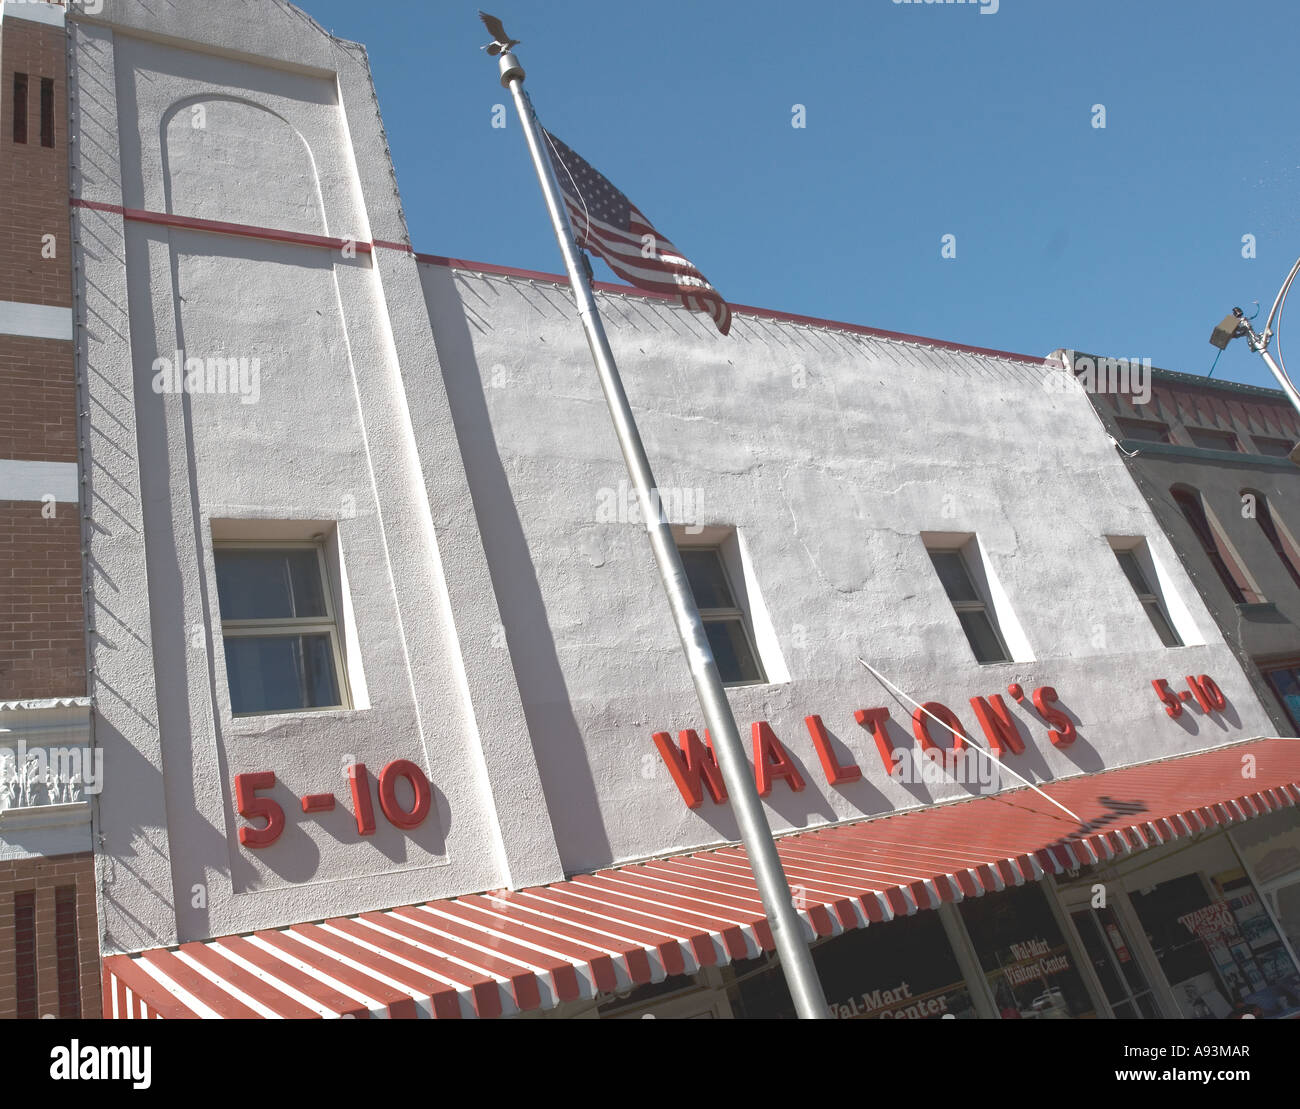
(1210, 308, 1247, 351)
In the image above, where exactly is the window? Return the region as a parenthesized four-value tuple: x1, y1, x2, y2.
(1252, 436, 1295, 459)
(679, 546, 765, 685)
(927, 548, 1010, 664)
(1265, 666, 1300, 732)
(1170, 486, 1261, 605)
(39, 77, 53, 148)
(1186, 427, 1240, 452)
(1246, 491, 1300, 591)
(214, 543, 349, 716)
(14, 890, 36, 1020)
(960, 884, 1100, 1019)
(1112, 544, 1182, 647)
(1116, 417, 1171, 444)
(12, 73, 27, 144)
(54, 885, 80, 1019)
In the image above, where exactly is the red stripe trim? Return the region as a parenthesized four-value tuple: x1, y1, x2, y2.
(70, 198, 372, 255)
(67, 197, 1048, 360)
(415, 253, 1048, 363)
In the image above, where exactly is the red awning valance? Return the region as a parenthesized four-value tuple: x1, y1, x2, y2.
(103, 736, 1300, 1019)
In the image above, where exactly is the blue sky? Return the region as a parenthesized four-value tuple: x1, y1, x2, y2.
(294, 0, 1299, 389)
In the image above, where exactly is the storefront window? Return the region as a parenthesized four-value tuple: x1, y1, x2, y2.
(1068, 903, 1161, 1017)
(728, 910, 976, 1019)
(959, 883, 1097, 1018)
(1130, 868, 1300, 1019)
(1232, 807, 1300, 958)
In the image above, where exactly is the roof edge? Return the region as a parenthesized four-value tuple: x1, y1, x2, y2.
(417, 253, 1054, 368)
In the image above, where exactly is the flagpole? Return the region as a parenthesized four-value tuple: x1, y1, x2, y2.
(494, 47, 830, 1020)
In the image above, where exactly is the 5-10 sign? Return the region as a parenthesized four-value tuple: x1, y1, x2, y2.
(234, 760, 432, 848)
(1151, 674, 1227, 719)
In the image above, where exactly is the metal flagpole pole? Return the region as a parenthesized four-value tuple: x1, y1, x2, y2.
(491, 46, 830, 1019)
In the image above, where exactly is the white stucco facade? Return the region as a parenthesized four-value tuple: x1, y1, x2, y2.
(422, 266, 1280, 872)
(64, 0, 1283, 955)
(71, 0, 561, 954)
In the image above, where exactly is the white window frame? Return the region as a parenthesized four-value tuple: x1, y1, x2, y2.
(925, 543, 1012, 665)
(214, 539, 352, 717)
(677, 542, 769, 688)
(1111, 544, 1183, 648)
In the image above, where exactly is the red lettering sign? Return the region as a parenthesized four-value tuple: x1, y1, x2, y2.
(753, 721, 806, 797)
(969, 694, 1026, 757)
(652, 729, 728, 809)
(235, 772, 284, 848)
(854, 707, 898, 774)
(805, 714, 861, 785)
(911, 702, 968, 762)
(1032, 686, 1076, 748)
(378, 759, 433, 830)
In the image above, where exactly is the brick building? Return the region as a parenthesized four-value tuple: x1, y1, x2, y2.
(0, 0, 99, 1020)
(1068, 352, 1300, 737)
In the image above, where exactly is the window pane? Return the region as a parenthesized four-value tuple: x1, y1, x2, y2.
(957, 610, 1008, 664)
(1172, 489, 1250, 605)
(929, 551, 980, 603)
(39, 77, 53, 148)
(1071, 911, 1127, 1005)
(959, 883, 1098, 1018)
(13, 73, 28, 145)
(1267, 668, 1300, 731)
(1187, 427, 1239, 452)
(224, 634, 340, 714)
(704, 618, 762, 684)
(1253, 437, 1294, 458)
(1135, 993, 1162, 1019)
(1114, 550, 1153, 596)
(1116, 418, 1171, 444)
(680, 549, 736, 610)
(1140, 600, 1181, 647)
(215, 549, 327, 620)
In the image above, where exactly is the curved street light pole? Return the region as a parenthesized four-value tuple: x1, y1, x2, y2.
(1211, 256, 1300, 459)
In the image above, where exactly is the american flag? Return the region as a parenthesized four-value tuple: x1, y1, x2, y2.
(542, 130, 732, 336)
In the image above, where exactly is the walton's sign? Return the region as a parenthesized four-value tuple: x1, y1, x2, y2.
(652, 673, 1228, 809)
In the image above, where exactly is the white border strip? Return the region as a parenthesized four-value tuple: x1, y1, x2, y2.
(0, 459, 78, 502)
(0, 1, 68, 28)
(0, 301, 73, 340)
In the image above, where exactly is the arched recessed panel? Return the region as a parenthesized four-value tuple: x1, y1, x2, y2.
(162, 97, 327, 236)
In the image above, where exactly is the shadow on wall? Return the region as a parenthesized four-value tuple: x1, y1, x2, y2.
(422, 265, 614, 871)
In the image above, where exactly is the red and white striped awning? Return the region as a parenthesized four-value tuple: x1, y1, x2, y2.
(103, 736, 1300, 1019)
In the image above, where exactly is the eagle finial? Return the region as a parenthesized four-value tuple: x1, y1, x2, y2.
(479, 11, 521, 56)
